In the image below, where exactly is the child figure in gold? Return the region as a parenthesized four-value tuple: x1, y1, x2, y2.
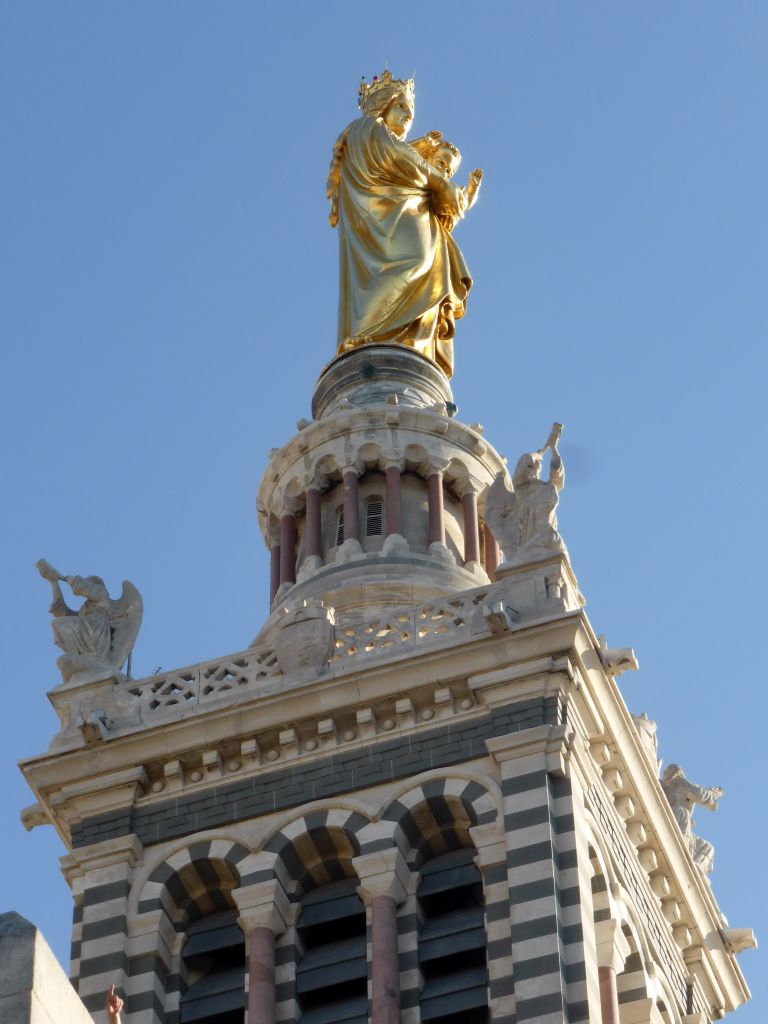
(409, 131, 483, 230)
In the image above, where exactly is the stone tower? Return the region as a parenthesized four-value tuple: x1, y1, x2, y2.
(21, 74, 753, 1024)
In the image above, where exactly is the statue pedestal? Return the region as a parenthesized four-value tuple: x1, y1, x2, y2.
(494, 553, 584, 615)
(312, 344, 454, 420)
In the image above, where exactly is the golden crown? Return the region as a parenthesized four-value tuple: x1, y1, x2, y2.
(358, 70, 415, 112)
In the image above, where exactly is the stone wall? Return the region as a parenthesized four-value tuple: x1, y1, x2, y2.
(0, 912, 93, 1024)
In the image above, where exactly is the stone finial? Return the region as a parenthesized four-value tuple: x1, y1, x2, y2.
(484, 423, 567, 567)
(36, 559, 143, 687)
(661, 763, 724, 874)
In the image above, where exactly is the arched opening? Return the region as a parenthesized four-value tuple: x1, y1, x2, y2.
(268, 822, 366, 1024)
(162, 858, 246, 1024)
(383, 785, 492, 1024)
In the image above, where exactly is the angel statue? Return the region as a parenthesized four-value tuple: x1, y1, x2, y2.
(485, 423, 568, 567)
(36, 559, 143, 686)
(661, 763, 724, 875)
(327, 70, 481, 379)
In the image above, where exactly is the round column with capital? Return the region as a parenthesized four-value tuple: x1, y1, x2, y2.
(352, 848, 409, 1024)
(233, 878, 291, 1024)
(595, 918, 631, 1024)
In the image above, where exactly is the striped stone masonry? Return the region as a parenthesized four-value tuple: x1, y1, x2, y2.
(471, 819, 515, 1024)
(61, 835, 143, 1016)
(487, 724, 589, 1024)
(46, 665, 746, 1024)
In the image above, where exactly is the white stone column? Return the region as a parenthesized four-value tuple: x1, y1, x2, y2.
(233, 879, 290, 1024)
(353, 848, 409, 1024)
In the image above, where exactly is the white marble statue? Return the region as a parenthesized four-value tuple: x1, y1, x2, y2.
(36, 559, 143, 686)
(485, 423, 567, 566)
(661, 763, 724, 874)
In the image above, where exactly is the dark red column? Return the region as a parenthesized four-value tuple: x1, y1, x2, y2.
(427, 470, 445, 546)
(598, 966, 620, 1024)
(248, 926, 276, 1024)
(279, 513, 296, 585)
(269, 544, 281, 603)
(342, 470, 359, 542)
(483, 521, 499, 580)
(384, 464, 402, 537)
(304, 487, 322, 558)
(370, 894, 400, 1024)
(462, 490, 480, 564)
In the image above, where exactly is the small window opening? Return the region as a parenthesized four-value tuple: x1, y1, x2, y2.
(366, 497, 384, 537)
(335, 506, 345, 546)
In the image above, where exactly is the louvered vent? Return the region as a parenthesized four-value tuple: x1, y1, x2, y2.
(418, 849, 489, 1024)
(366, 497, 384, 536)
(296, 878, 368, 1024)
(180, 909, 245, 1024)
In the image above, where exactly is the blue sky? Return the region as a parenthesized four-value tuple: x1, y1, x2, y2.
(1, 2, 765, 1017)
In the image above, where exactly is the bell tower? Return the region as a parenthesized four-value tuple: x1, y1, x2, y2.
(20, 71, 754, 1024)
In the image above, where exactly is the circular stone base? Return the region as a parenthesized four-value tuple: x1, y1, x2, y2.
(312, 345, 454, 420)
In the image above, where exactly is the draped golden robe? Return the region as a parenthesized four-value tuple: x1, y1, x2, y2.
(334, 115, 472, 378)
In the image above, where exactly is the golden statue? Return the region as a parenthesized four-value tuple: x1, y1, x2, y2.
(327, 72, 482, 378)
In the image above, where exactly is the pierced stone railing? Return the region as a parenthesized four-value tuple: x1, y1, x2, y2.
(125, 647, 281, 714)
(123, 588, 492, 717)
(331, 590, 491, 661)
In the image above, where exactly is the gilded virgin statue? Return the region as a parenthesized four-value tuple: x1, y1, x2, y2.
(327, 72, 482, 378)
